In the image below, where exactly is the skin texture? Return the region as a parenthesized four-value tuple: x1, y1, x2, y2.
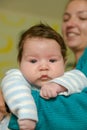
(20, 37, 65, 87)
(62, 0, 87, 62)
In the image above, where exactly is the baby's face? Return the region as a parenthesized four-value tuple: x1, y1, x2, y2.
(19, 37, 65, 87)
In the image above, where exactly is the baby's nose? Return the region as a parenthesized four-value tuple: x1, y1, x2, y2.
(39, 62, 49, 71)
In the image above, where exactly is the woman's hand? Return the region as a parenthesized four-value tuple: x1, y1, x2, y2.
(0, 90, 8, 120)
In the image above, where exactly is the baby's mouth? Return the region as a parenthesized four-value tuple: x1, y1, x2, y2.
(40, 75, 49, 81)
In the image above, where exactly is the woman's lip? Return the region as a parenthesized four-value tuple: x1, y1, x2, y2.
(66, 31, 80, 36)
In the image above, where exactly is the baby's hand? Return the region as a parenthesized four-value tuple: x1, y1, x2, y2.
(18, 119, 36, 130)
(40, 82, 67, 99)
(0, 90, 8, 121)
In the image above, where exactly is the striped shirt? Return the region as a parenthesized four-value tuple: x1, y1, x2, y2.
(0, 115, 10, 130)
(1, 68, 87, 122)
(51, 69, 87, 95)
(1, 69, 38, 121)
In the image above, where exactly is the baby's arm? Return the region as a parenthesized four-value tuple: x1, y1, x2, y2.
(18, 119, 36, 130)
(40, 69, 87, 99)
(40, 82, 67, 99)
(1, 69, 38, 129)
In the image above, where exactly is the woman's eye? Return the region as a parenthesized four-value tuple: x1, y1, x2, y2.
(30, 59, 37, 63)
(79, 12, 87, 20)
(79, 17, 87, 20)
(49, 59, 57, 63)
(63, 17, 69, 22)
(63, 14, 70, 22)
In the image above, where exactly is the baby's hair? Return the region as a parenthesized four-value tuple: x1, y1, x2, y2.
(17, 23, 67, 62)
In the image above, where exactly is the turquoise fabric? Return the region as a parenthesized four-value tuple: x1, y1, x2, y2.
(9, 89, 87, 130)
(8, 48, 87, 130)
(76, 48, 87, 76)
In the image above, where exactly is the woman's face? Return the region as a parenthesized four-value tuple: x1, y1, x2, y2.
(62, 0, 87, 51)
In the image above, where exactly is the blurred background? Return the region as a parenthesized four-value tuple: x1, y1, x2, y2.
(0, 0, 73, 81)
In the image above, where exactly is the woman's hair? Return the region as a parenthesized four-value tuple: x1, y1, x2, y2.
(17, 23, 67, 62)
(66, 0, 87, 7)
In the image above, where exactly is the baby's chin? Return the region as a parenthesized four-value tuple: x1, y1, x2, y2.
(35, 81, 49, 88)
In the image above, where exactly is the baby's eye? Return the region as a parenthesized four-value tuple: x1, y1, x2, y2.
(30, 59, 37, 63)
(49, 59, 57, 63)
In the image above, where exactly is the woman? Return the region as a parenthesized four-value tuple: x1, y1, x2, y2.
(0, 90, 7, 120)
(1, 0, 87, 129)
(62, 0, 87, 69)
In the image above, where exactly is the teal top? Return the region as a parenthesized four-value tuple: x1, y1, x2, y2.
(76, 48, 87, 76)
(8, 48, 87, 130)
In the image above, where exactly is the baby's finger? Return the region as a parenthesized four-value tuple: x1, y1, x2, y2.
(40, 91, 49, 99)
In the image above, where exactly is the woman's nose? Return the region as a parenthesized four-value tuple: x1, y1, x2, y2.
(66, 16, 77, 27)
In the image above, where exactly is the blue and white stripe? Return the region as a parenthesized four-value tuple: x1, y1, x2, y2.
(1, 69, 38, 121)
(51, 69, 87, 96)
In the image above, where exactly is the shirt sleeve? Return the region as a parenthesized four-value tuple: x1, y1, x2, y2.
(50, 69, 87, 96)
(1, 69, 38, 121)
